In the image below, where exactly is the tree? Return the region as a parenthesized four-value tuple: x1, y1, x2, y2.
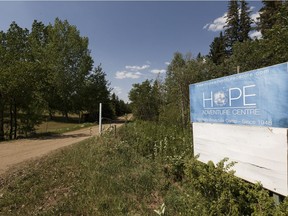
(162, 52, 219, 128)
(111, 93, 130, 117)
(225, 0, 240, 55)
(0, 19, 119, 140)
(4, 22, 31, 139)
(165, 52, 188, 127)
(257, 0, 283, 38)
(225, 0, 252, 55)
(209, 32, 226, 65)
(0, 21, 50, 139)
(45, 18, 93, 120)
(226, 40, 267, 72)
(18, 20, 50, 136)
(228, 1, 288, 69)
(129, 80, 160, 121)
(0, 31, 6, 140)
(81, 65, 113, 121)
(239, 0, 252, 42)
(261, 1, 288, 65)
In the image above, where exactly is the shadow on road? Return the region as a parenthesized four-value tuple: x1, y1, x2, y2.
(29, 133, 90, 141)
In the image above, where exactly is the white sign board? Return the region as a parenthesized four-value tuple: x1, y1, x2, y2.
(193, 123, 287, 196)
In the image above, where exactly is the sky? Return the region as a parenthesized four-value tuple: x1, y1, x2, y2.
(0, 1, 262, 102)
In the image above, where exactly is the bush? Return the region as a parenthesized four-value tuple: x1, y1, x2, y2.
(118, 121, 193, 159)
(2, 120, 288, 215)
(118, 121, 288, 215)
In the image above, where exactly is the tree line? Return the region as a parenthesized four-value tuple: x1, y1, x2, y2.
(129, 0, 288, 128)
(0, 18, 129, 141)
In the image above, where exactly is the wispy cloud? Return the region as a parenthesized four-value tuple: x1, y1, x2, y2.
(112, 86, 122, 95)
(203, 12, 227, 32)
(203, 8, 261, 33)
(151, 69, 166, 74)
(115, 71, 142, 79)
(125, 64, 150, 71)
(165, 62, 170, 66)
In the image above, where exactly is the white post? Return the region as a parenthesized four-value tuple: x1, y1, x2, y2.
(237, 66, 240, 74)
(99, 103, 102, 135)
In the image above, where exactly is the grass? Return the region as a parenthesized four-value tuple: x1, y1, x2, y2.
(35, 114, 95, 135)
(1, 121, 288, 215)
(35, 120, 94, 134)
(0, 132, 167, 215)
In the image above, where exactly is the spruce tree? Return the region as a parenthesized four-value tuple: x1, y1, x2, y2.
(239, 0, 252, 42)
(225, 0, 251, 55)
(209, 31, 226, 65)
(258, 0, 283, 38)
(225, 0, 239, 55)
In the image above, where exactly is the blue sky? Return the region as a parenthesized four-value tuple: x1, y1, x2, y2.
(0, 1, 262, 102)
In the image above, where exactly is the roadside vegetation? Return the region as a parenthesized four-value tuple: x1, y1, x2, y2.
(1, 121, 288, 215)
(1, 0, 288, 215)
(35, 114, 95, 136)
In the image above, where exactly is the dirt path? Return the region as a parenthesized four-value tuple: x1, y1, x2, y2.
(0, 123, 122, 175)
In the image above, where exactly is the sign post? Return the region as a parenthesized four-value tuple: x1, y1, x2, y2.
(189, 62, 288, 196)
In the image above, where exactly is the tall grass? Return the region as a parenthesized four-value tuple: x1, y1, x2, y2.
(0, 132, 167, 215)
(118, 121, 193, 158)
(1, 121, 288, 215)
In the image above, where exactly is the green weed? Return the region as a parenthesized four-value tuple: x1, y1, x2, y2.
(1, 121, 288, 215)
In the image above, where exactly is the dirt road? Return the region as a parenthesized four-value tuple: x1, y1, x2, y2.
(0, 123, 122, 175)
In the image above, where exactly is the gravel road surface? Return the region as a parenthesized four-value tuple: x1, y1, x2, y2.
(0, 123, 121, 175)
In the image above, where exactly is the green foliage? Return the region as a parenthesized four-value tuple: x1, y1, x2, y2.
(44, 18, 94, 119)
(224, 0, 252, 56)
(161, 53, 218, 128)
(1, 122, 288, 215)
(118, 122, 288, 215)
(226, 1, 288, 72)
(161, 1, 288, 131)
(2, 1, 288, 212)
(118, 121, 192, 160)
(0, 19, 117, 140)
(80, 65, 114, 121)
(111, 93, 131, 117)
(129, 80, 161, 121)
(225, 0, 241, 55)
(239, 0, 252, 42)
(257, 0, 283, 38)
(209, 31, 226, 65)
(0, 134, 166, 215)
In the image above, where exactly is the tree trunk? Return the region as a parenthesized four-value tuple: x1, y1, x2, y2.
(179, 83, 185, 129)
(9, 103, 13, 140)
(78, 111, 81, 123)
(13, 102, 17, 139)
(49, 110, 53, 120)
(65, 111, 69, 122)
